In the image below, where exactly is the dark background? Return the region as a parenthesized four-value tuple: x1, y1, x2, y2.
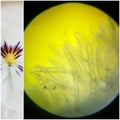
(24, 1, 119, 119)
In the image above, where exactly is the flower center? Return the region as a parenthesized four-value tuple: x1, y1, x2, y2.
(4, 53, 16, 66)
(1, 41, 23, 67)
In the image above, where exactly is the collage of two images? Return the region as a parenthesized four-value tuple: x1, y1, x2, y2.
(1, 1, 119, 119)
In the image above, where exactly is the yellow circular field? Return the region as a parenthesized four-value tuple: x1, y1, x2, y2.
(24, 3, 119, 118)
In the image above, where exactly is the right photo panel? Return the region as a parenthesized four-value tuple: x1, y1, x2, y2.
(24, 1, 119, 119)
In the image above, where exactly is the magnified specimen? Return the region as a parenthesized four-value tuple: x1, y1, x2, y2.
(25, 2, 118, 118)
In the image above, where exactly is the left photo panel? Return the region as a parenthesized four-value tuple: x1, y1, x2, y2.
(1, 1, 23, 119)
